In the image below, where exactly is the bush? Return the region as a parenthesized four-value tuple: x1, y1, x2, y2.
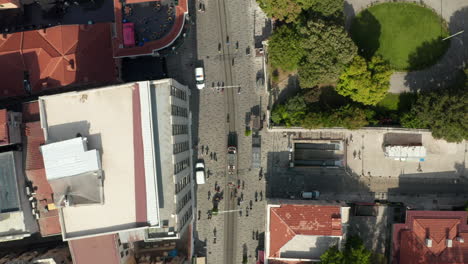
(271, 95, 308, 126)
(302, 105, 373, 129)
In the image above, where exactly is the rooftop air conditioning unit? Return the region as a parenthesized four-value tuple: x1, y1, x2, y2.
(426, 239, 432, 247)
(446, 239, 453, 248)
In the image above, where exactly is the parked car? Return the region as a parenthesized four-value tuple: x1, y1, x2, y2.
(195, 161, 206, 184)
(195, 67, 205, 89)
(301, 191, 320, 199)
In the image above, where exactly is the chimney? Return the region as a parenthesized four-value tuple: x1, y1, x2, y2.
(425, 239, 432, 247)
(446, 239, 453, 248)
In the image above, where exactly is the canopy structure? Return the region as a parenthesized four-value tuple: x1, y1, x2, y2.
(384, 145, 426, 161)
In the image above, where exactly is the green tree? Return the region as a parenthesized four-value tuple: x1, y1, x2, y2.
(320, 246, 344, 264)
(256, 0, 302, 23)
(298, 18, 357, 87)
(271, 95, 308, 126)
(299, 0, 344, 17)
(268, 25, 305, 71)
(320, 236, 372, 264)
(336, 55, 392, 105)
(401, 87, 468, 142)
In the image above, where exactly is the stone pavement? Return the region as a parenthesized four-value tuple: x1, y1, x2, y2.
(344, 0, 468, 93)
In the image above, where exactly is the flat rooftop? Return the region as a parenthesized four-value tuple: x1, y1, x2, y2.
(0, 152, 20, 213)
(39, 83, 143, 239)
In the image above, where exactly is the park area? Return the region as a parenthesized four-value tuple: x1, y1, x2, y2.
(350, 2, 450, 71)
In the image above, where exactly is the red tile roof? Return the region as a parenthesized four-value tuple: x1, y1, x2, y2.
(112, 0, 188, 57)
(69, 234, 120, 264)
(0, 109, 9, 145)
(0, 23, 118, 99)
(392, 211, 468, 264)
(22, 101, 40, 123)
(269, 204, 342, 258)
(22, 105, 61, 236)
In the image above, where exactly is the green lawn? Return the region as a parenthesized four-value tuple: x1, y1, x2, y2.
(351, 2, 449, 71)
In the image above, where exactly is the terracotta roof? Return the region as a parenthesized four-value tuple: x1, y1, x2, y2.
(24, 121, 45, 171)
(0, 109, 9, 145)
(22, 101, 40, 123)
(392, 211, 468, 264)
(269, 204, 342, 258)
(22, 114, 61, 236)
(69, 234, 120, 264)
(112, 0, 188, 57)
(0, 23, 118, 99)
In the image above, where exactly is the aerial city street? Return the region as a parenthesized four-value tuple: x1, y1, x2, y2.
(0, 0, 466, 263)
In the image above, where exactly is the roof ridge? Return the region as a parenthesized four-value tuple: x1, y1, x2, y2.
(271, 208, 297, 236)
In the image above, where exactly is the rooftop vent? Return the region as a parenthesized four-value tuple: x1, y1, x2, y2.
(446, 239, 453, 248)
(426, 239, 432, 248)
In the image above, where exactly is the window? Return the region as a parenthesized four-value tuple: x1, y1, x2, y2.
(170, 86, 187, 101)
(174, 158, 190, 174)
(173, 141, 189, 154)
(172, 124, 188, 135)
(171, 105, 188, 118)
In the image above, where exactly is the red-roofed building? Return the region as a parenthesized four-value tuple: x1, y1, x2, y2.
(0, 0, 20, 9)
(265, 202, 350, 263)
(392, 211, 468, 264)
(22, 101, 61, 237)
(0, 23, 118, 99)
(0, 108, 22, 146)
(69, 234, 122, 264)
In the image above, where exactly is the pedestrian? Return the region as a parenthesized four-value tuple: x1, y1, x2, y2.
(201, 145, 205, 154)
(214, 152, 217, 161)
(210, 152, 213, 160)
(260, 191, 263, 201)
(208, 190, 211, 200)
(255, 191, 258, 202)
(206, 146, 209, 155)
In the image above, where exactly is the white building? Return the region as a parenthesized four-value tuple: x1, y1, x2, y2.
(38, 79, 194, 243)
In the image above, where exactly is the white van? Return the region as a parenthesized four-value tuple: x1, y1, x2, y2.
(301, 191, 320, 199)
(195, 162, 206, 184)
(195, 67, 205, 90)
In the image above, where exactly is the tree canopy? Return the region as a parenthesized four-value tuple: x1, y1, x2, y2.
(257, 0, 344, 23)
(298, 18, 357, 87)
(271, 95, 308, 127)
(336, 55, 392, 105)
(401, 86, 468, 142)
(320, 236, 372, 264)
(268, 25, 305, 71)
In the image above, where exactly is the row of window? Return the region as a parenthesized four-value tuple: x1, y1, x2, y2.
(174, 158, 190, 174)
(172, 124, 188, 135)
(170, 85, 187, 101)
(171, 105, 188, 117)
(175, 174, 191, 194)
(180, 206, 193, 230)
(173, 141, 189, 154)
(177, 190, 192, 213)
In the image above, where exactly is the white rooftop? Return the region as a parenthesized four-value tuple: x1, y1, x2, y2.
(384, 145, 427, 161)
(39, 83, 139, 240)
